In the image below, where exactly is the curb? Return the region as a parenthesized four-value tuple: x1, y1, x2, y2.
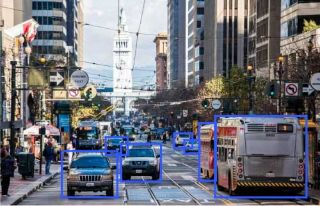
(2, 172, 59, 206)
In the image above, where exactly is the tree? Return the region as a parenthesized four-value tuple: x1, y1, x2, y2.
(303, 19, 320, 33)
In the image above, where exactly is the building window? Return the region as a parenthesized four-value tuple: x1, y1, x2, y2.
(197, 20, 201, 28)
(200, 62, 204, 70)
(197, 8, 204, 15)
(281, 0, 298, 11)
(195, 61, 200, 72)
(200, 47, 204, 55)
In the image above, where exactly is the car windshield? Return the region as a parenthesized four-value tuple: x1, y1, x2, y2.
(108, 138, 122, 144)
(179, 134, 191, 138)
(77, 129, 98, 140)
(128, 149, 154, 157)
(71, 156, 109, 168)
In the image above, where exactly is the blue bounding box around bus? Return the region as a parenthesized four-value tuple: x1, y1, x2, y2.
(60, 150, 120, 199)
(120, 142, 163, 183)
(197, 122, 215, 183)
(213, 114, 309, 200)
(104, 136, 129, 157)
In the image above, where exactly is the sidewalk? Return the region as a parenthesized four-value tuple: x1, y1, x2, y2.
(1, 163, 61, 205)
(309, 188, 320, 205)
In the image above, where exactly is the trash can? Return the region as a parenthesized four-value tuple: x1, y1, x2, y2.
(16, 152, 35, 179)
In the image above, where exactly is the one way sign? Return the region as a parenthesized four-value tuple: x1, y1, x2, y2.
(50, 71, 64, 87)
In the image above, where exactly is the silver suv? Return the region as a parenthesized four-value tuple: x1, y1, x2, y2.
(122, 146, 160, 180)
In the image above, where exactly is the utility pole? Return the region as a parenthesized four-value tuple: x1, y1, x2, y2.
(10, 60, 17, 157)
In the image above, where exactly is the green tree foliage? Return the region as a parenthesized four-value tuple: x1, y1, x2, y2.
(303, 19, 320, 33)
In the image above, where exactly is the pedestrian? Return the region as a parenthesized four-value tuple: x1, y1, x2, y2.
(147, 134, 151, 143)
(1, 148, 16, 197)
(66, 141, 74, 168)
(163, 131, 169, 144)
(43, 141, 54, 175)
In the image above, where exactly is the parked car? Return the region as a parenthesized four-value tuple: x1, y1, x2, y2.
(122, 145, 160, 180)
(67, 153, 116, 196)
(175, 133, 192, 146)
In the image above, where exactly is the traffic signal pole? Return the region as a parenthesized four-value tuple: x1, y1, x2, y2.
(10, 61, 17, 157)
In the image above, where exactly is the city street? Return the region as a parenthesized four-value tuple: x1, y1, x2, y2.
(17, 144, 313, 206)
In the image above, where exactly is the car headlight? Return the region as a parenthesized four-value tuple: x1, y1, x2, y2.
(96, 140, 99, 144)
(69, 170, 80, 175)
(122, 160, 129, 166)
(149, 159, 157, 166)
(67, 174, 78, 181)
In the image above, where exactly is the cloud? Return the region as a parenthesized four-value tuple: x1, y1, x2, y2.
(83, 0, 167, 86)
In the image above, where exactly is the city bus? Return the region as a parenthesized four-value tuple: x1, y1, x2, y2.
(216, 117, 305, 194)
(75, 121, 102, 149)
(200, 124, 214, 179)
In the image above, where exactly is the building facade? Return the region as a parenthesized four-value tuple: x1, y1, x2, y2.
(186, 0, 205, 87)
(154, 33, 168, 92)
(31, 0, 68, 63)
(167, 0, 186, 89)
(204, 0, 249, 79)
(247, 0, 281, 79)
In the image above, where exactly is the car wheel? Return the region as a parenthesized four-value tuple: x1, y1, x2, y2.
(67, 189, 75, 196)
(152, 172, 160, 180)
(106, 184, 114, 196)
(122, 173, 130, 180)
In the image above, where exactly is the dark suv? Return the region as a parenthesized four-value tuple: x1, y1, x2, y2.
(107, 138, 126, 153)
(122, 146, 160, 180)
(67, 153, 116, 196)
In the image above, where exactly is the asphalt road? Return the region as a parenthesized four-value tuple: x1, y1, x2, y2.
(18, 142, 313, 205)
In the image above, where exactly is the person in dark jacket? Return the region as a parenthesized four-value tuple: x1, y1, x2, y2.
(43, 141, 54, 175)
(1, 148, 15, 196)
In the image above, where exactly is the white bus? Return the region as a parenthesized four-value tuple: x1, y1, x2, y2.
(216, 117, 305, 194)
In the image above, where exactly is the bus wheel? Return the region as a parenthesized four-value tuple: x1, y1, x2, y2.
(228, 172, 234, 195)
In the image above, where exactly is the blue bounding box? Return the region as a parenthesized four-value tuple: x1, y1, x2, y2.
(213, 115, 308, 200)
(120, 142, 163, 183)
(181, 138, 198, 155)
(60, 150, 120, 199)
(172, 132, 193, 151)
(197, 122, 215, 183)
(104, 136, 129, 156)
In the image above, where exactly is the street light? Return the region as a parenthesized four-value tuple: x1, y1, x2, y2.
(39, 55, 46, 64)
(247, 65, 255, 114)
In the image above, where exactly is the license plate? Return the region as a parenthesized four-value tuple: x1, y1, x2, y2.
(86, 183, 95, 187)
(136, 170, 142, 174)
(266, 172, 275, 177)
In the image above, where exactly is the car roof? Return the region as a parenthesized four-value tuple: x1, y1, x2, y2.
(75, 153, 105, 159)
(129, 145, 153, 149)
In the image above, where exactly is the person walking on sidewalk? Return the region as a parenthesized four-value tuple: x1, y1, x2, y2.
(43, 141, 54, 175)
(1, 148, 16, 197)
(66, 141, 74, 168)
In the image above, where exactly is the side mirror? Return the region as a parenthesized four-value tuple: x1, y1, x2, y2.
(63, 166, 69, 171)
(111, 165, 116, 170)
(156, 154, 160, 158)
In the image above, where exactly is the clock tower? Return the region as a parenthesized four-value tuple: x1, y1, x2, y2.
(113, 8, 133, 92)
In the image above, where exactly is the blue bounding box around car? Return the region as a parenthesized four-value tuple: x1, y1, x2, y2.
(120, 142, 163, 183)
(60, 150, 120, 199)
(213, 114, 309, 200)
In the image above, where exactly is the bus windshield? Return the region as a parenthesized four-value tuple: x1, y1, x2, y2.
(77, 128, 98, 140)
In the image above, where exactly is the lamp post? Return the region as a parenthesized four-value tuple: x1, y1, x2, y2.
(247, 65, 255, 114)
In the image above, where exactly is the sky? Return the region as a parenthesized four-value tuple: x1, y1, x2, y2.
(83, 0, 167, 88)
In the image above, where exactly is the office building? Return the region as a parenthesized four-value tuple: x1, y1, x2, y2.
(204, 0, 249, 79)
(167, 0, 186, 88)
(186, 0, 205, 87)
(31, 0, 68, 62)
(154, 33, 168, 92)
(247, 0, 281, 79)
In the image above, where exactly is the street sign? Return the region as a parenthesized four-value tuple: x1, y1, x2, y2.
(83, 85, 97, 99)
(183, 110, 188, 117)
(310, 73, 320, 91)
(53, 90, 67, 99)
(70, 70, 89, 88)
(285, 83, 299, 96)
(68, 87, 81, 99)
(211, 99, 222, 109)
(49, 71, 64, 87)
(302, 83, 315, 96)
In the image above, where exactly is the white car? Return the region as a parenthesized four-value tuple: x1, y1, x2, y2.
(175, 134, 192, 146)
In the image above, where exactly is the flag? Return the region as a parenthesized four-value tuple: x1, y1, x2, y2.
(4, 19, 39, 42)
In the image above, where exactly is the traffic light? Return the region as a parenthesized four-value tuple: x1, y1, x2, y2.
(267, 81, 278, 98)
(201, 99, 210, 109)
(85, 88, 93, 100)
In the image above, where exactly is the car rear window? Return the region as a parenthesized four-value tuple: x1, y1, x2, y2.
(128, 149, 154, 157)
(71, 156, 109, 169)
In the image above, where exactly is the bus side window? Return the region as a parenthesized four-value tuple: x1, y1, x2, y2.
(228, 148, 234, 159)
